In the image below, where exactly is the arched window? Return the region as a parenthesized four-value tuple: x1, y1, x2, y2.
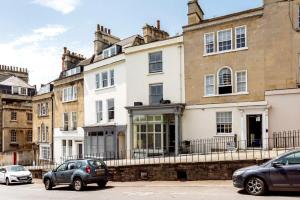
(218, 67, 232, 94)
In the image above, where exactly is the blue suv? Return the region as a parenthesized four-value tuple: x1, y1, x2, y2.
(43, 159, 109, 191)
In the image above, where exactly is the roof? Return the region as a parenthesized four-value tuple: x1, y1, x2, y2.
(183, 7, 264, 29)
(0, 76, 34, 88)
(79, 34, 144, 66)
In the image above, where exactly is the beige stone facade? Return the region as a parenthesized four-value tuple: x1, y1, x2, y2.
(32, 90, 53, 162)
(2, 102, 33, 152)
(182, 0, 300, 147)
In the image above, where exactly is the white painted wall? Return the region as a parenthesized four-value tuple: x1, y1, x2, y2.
(84, 55, 127, 127)
(182, 101, 269, 148)
(125, 36, 185, 106)
(266, 89, 300, 134)
(53, 127, 84, 164)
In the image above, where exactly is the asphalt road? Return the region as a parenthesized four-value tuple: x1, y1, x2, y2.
(0, 180, 300, 200)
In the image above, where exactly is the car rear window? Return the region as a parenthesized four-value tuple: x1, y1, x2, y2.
(88, 160, 106, 168)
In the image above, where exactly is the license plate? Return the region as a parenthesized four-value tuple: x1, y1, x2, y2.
(20, 177, 27, 180)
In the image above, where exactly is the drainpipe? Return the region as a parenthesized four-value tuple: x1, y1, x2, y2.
(178, 44, 183, 103)
(51, 94, 54, 164)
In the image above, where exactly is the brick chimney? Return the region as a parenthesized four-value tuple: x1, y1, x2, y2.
(188, 0, 204, 25)
(94, 24, 120, 55)
(62, 47, 85, 71)
(143, 20, 169, 43)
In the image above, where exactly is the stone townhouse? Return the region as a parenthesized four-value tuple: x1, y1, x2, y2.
(182, 0, 300, 149)
(32, 83, 54, 163)
(52, 48, 85, 163)
(0, 65, 35, 160)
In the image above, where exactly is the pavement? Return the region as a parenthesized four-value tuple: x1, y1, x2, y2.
(0, 179, 300, 200)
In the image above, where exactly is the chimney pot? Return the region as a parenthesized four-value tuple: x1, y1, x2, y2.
(104, 28, 107, 33)
(101, 26, 104, 32)
(108, 29, 111, 34)
(157, 20, 161, 30)
(97, 24, 100, 31)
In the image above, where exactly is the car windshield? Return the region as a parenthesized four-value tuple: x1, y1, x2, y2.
(9, 166, 26, 172)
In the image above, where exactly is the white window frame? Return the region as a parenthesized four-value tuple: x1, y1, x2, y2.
(95, 73, 100, 89)
(63, 113, 69, 131)
(107, 99, 115, 122)
(11, 130, 17, 143)
(204, 32, 215, 54)
(204, 74, 215, 96)
(40, 146, 50, 160)
(216, 112, 233, 135)
(96, 100, 103, 123)
(217, 28, 233, 52)
(235, 70, 248, 93)
(235, 25, 247, 49)
(27, 130, 32, 143)
(62, 86, 77, 102)
(110, 69, 115, 86)
(71, 112, 77, 130)
(20, 87, 27, 96)
(217, 66, 233, 95)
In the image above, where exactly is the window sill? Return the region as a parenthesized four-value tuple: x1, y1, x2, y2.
(204, 92, 249, 98)
(203, 47, 248, 57)
(38, 115, 49, 118)
(95, 85, 115, 91)
(10, 120, 17, 122)
(148, 72, 164, 76)
(62, 99, 78, 103)
(214, 134, 236, 137)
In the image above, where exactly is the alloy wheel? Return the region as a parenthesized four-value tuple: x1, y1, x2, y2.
(246, 177, 265, 196)
(73, 179, 82, 191)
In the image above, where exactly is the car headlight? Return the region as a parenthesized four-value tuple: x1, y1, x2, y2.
(233, 170, 245, 176)
(29, 173, 32, 178)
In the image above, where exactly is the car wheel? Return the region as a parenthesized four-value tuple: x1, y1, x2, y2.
(245, 177, 266, 196)
(73, 178, 83, 191)
(5, 178, 10, 186)
(44, 178, 52, 190)
(97, 180, 107, 188)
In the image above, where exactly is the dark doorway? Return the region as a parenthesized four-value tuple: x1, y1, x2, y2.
(169, 125, 175, 153)
(247, 115, 263, 148)
(77, 144, 83, 159)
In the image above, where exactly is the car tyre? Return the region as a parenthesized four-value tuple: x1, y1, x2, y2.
(73, 178, 83, 191)
(245, 177, 266, 196)
(5, 178, 10, 186)
(44, 178, 53, 190)
(97, 180, 107, 188)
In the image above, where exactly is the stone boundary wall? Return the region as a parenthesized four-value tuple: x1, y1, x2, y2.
(30, 160, 268, 181)
(109, 160, 268, 182)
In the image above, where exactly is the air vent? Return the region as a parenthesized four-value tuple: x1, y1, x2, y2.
(134, 102, 143, 106)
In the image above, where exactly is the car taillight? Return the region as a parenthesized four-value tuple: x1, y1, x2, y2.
(86, 166, 91, 174)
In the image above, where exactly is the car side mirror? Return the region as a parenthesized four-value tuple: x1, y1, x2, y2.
(272, 161, 283, 168)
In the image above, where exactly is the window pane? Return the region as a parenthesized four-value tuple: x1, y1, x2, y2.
(149, 84, 163, 105)
(216, 112, 232, 134)
(102, 72, 108, 87)
(107, 99, 114, 121)
(218, 30, 232, 51)
(205, 75, 214, 96)
(236, 27, 246, 49)
(237, 71, 247, 93)
(149, 52, 163, 73)
(205, 33, 214, 54)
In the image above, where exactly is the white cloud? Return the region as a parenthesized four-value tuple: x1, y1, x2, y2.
(11, 25, 67, 46)
(0, 25, 69, 87)
(32, 0, 81, 14)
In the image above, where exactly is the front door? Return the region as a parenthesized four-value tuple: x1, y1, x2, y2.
(77, 143, 83, 159)
(169, 125, 175, 153)
(247, 115, 262, 148)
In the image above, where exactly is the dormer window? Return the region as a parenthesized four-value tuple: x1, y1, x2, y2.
(102, 45, 121, 59)
(11, 86, 27, 95)
(64, 66, 81, 77)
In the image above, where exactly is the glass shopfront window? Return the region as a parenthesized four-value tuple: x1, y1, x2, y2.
(133, 115, 166, 151)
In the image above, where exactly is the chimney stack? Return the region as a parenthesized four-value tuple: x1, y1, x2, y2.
(93, 24, 120, 55)
(188, 0, 204, 25)
(62, 47, 85, 71)
(143, 20, 169, 43)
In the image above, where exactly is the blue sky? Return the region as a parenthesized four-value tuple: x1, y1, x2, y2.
(0, 0, 262, 86)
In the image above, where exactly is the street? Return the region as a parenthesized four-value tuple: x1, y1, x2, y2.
(0, 180, 300, 200)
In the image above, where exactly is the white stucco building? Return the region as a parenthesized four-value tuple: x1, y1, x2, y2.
(125, 36, 185, 156)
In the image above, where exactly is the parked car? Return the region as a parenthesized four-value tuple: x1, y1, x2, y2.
(43, 159, 109, 191)
(0, 165, 32, 185)
(233, 149, 300, 196)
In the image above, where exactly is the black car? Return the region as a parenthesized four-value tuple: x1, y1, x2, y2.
(233, 149, 300, 196)
(43, 159, 109, 191)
